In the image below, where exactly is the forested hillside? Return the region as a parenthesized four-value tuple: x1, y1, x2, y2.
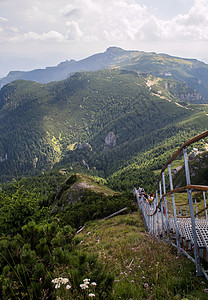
(1, 47, 208, 102)
(0, 67, 208, 184)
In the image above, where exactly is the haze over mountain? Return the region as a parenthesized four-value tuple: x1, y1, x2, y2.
(1, 47, 208, 103)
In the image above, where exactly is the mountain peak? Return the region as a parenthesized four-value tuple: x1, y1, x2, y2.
(106, 46, 125, 53)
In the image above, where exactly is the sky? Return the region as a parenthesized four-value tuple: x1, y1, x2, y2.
(0, 0, 208, 78)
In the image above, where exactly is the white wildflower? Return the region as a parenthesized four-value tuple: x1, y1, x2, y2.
(66, 284, 71, 289)
(83, 278, 90, 283)
(55, 283, 60, 289)
(89, 293, 95, 297)
(80, 283, 89, 289)
(61, 278, 69, 284)
(91, 282, 97, 286)
(51, 278, 58, 284)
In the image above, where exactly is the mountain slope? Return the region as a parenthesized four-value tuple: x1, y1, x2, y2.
(0, 47, 133, 86)
(0, 68, 207, 182)
(1, 47, 208, 103)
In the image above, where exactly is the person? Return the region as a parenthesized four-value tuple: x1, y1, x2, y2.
(138, 187, 142, 194)
(149, 193, 154, 205)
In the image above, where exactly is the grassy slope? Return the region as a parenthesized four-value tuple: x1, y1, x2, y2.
(74, 212, 208, 299)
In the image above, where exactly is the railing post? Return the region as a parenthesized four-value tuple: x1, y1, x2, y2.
(159, 180, 164, 238)
(162, 172, 169, 242)
(195, 199, 198, 219)
(148, 204, 152, 234)
(168, 164, 180, 251)
(203, 191, 207, 220)
(183, 147, 202, 276)
(147, 200, 150, 232)
(156, 190, 160, 236)
(153, 199, 156, 236)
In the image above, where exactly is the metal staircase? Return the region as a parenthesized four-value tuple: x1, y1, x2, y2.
(135, 130, 208, 279)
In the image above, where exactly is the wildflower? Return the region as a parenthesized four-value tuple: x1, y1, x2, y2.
(80, 283, 89, 289)
(187, 256, 190, 259)
(142, 276, 145, 279)
(176, 256, 179, 259)
(51, 277, 69, 285)
(91, 282, 97, 286)
(55, 283, 60, 289)
(204, 289, 208, 293)
(120, 272, 124, 275)
(84, 278, 90, 282)
(131, 280, 135, 283)
(66, 285, 71, 289)
(138, 266, 141, 268)
(144, 283, 148, 288)
(89, 293, 95, 297)
(141, 260, 143, 263)
(114, 279, 120, 282)
(62, 278, 69, 284)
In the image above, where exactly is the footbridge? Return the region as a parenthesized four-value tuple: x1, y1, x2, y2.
(135, 130, 208, 279)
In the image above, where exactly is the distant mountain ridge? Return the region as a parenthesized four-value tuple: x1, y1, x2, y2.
(1, 47, 208, 102)
(0, 47, 133, 86)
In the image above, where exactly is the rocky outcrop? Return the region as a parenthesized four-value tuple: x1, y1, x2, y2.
(178, 91, 204, 103)
(76, 142, 92, 151)
(104, 132, 117, 150)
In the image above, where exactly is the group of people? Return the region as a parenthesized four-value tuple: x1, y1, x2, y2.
(138, 187, 154, 205)
(138, 186, 167, 214)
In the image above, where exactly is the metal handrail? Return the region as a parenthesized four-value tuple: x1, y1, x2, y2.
(136, 130, 208, 278)
(156, 130, 208, 186)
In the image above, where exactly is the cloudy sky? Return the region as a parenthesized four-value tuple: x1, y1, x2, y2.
(0, 0, 208, 77)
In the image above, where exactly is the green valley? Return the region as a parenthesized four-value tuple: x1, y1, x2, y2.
(0, 65, 208, 185)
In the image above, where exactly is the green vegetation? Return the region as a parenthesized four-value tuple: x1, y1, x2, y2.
(0, 67, 207, 184)
(0, 175, 135, 299)
(1, 175, 208, 299)
(0, 49, 208, 299)
(76, 213, 208, 299)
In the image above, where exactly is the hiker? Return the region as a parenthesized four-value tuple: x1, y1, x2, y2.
(149, 193, 154, 205)
(138, 186, 143, 194)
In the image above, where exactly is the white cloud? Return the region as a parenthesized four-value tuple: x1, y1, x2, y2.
(1, 0, 208, 44)
(161, 0, 208, 40)
(11, 30, 65, 42)
(0, 16, 8, 22)
(66, 21, 83, 40)
(57, 0, 208, 43)
(0, 0, 208, 77)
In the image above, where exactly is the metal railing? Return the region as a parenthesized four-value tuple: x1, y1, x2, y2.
(135, 130, 208, 279)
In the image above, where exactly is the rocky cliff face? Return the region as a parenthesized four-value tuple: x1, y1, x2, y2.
(76, 142, 92, 151)
(178, 91, 204, 103)
(104, 132, 117, 150)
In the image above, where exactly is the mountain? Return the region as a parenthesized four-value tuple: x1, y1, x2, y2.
(0, 47, 131, 86)
(0, 66, 208, 183)
(1, 47, 208, 102)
